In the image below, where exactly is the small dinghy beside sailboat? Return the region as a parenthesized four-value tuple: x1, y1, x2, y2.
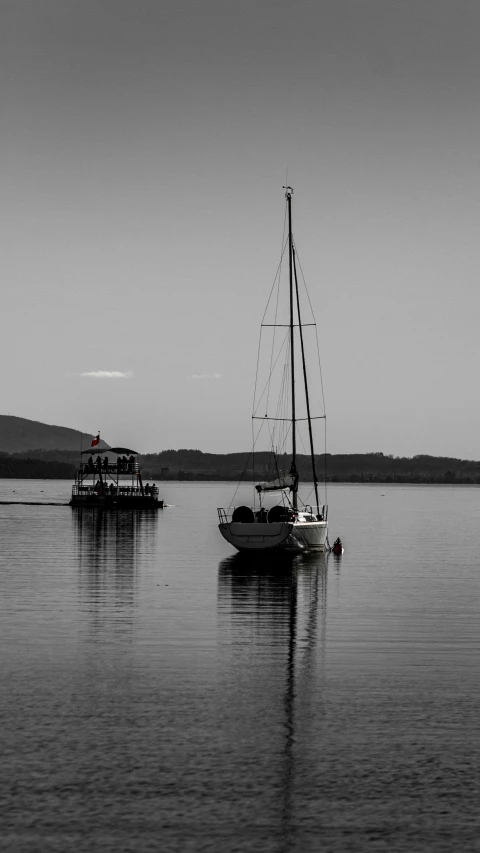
(218, 187, 331, 554)
(331, 537, 344, 555)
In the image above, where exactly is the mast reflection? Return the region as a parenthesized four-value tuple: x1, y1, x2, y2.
(217, 552, 328, 848)
(218, 552, 328, 667)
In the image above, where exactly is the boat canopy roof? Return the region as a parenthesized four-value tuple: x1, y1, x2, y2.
(81, 446, 138, 456)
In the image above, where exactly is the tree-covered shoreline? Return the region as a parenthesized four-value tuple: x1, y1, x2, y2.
(2, 449, 480, 484)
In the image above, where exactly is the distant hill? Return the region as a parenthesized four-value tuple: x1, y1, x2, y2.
(1, 416, 480, 484)
(0, 415, 108, 454)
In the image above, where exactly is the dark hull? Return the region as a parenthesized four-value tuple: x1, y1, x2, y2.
(70, 495, 163, 509)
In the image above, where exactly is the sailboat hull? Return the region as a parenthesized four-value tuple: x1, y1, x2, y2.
(219, 520, 328, 553)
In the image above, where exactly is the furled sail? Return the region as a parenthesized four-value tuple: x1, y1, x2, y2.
(255, 473, 297, 493)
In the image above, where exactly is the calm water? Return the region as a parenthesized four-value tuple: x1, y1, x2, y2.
(1, 480, 480, 852)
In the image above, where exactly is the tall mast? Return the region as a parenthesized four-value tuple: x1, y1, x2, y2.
(285, 186, 298, 510)
(293, 246, 320, 516)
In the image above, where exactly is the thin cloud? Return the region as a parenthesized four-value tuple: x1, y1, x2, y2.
(81, 370, 133, 379)
(191, 372, 222, 380)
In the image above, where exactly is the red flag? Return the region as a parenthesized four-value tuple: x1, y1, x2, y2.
(91, 434, 100, 447)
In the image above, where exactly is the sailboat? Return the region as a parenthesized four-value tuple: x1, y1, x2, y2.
(218, 187, 329, 553)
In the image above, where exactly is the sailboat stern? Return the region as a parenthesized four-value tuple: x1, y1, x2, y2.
(218, 518, 328, 553)
(219, 521, 294, 552)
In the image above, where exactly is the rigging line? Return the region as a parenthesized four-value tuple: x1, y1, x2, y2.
(255, 346, 289, 425)
(268, 360, 288, 454)
(324, 415, 328, 511)
(266, 413, 277, 465)
(251, 390, 256, 507)
(282, 346, 292, 453)
(253, 208, 288, 425)
(255, 328, 289, 416)
(274, 240, 291, 442)
(298, 427, 308, 457)
(266, 237, 285, 417)
(273, 341, 289, 422)
(286, 188, 297, 514)
(265, 366, 285, 466)
(230, 449, 254, 508)
(297, 486, 314, 512)
(275, 336, 292, 460)
(274, 339, 291, 456)
(280, 390, 290, 445)
(252, 328, 264, 427)
(291, 240, 315, 324)
(253, 419, 267, 447)
(292, 240, 328, 512)
(276, 420, 292, 459)
(252, 413, 270, 451)
(266, 213, 288, 414)
(253, 330, 290, 417)
(261, 323, 316, 327)
(314, 326, 327, 417)
(253, 416, 326, 422)
(293, 245, 321, 515)
(294, 246, 327, 415)
(273, 451, 282, 487)
(302, 486, 314, 504)
(259, 227, 288, 326)
(269, 358, 290, 463)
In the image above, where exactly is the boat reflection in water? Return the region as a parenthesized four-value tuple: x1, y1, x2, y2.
(217, 552, 329, 847)
(73, 509, 158, 640)
(218, 551, 328, 662)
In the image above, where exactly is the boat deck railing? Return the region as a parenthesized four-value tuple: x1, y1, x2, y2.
(72, 485, 159, 498)
(217, 507, 277, 524)
(78, 462, 140, 476)
(217, 504, 327, 524)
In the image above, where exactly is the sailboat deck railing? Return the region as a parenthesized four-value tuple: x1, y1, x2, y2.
(218, 505, 327, 524)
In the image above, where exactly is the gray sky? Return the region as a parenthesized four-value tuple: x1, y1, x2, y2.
(2, 0, 480, 456)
